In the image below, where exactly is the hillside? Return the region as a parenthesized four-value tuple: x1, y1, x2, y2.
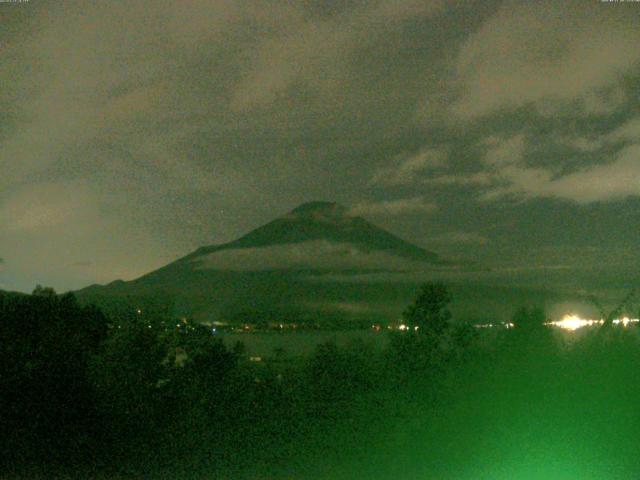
(76, 201, 573, 324)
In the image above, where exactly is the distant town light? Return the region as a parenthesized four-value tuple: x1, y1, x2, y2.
(546, 314, 602, 331)
(474, 323, 494, 329)
(613, 317, 636, 327)
(546, 314, 639, 331)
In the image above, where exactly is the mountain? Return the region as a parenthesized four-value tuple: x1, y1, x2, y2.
(77, 201, 584, 325)
(154, 201, 442, 276)
(182, 201, 440, 264)
(77, 201, 449, 323)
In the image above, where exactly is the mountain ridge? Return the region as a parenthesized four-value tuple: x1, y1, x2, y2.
(75, 201, 449, 321)
(178, 201, 441, 266)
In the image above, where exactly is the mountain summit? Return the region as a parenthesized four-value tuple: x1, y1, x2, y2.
(183, 201, 439, 265)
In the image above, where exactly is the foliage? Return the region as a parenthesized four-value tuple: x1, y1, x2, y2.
(589, 289, 635, 326)
(511, 305, 546, 330)
(0, 284, 478, 478)
(0, 290, 108, 467)
(6, 281, 640, 479)
(403, 282, 452, 336)
(307, 339, 379, 403)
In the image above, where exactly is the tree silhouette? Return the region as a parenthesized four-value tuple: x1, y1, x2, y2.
(32, 284, 57, 297)
(403, 282, 452, 336)
(511, 305, 546, 331)
(590, 289, 635, 326)
(0, 289, 108, 467)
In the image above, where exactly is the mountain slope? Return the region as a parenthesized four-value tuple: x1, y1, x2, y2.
(76, 201, 447, 321)
(181, 201, 439, 264)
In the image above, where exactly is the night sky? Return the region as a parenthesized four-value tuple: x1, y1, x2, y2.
(1, 0, 639, 292)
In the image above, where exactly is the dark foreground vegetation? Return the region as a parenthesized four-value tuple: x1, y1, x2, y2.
(2, 284, 640, 479)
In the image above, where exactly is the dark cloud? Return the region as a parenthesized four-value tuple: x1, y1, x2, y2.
(1, 0, 639, 292)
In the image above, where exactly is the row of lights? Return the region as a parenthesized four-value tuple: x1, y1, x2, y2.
(474, 322, 515, 329)
(136, 308, 638, 334)
(547, 314, 640, 331)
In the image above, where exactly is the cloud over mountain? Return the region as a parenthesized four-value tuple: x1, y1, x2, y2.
(2, 1, 639, 291)
(194, 240, 420, 272)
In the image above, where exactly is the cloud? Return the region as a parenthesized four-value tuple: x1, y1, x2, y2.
(417, 135, 524, 188)
(0, 178, 176, 291)
(0, 1, 416, 290)
(1, 0, 638, 293)
(0, 2, 230, 195)
(230, 0, 448, 110)
(483, 144, 640, 203)
(579, 87, 627, 116)
(556, 136, 603, 153)
(423, 172, 494, 187)
(483, 134, 525, 166)
(194, 240, 424, 272)
(606, 116, 640, 144)
(425, 132, 640, 204)
(450, 1, 640, 119)
(371, 147, 447, 186)
(349, 197, 436, 216)
(0, 182, 97, 232)
(70, 261, 93, 268)
(427, 231, 489, 246)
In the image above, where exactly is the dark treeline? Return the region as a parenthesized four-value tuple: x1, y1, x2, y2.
(0, 282, 475, 479)
(2, 284, 640, 478)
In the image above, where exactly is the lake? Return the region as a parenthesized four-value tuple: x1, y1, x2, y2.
(217, 330, 389, 357)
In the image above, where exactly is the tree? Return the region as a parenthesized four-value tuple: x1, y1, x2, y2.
(511, 305, 546, 331)
(590, 289, 635, 327)
(403, 282, 452, 336)
(32, 284, 57, 297)
(508, 306, 555, 355)
(0, 290, 108, 467)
